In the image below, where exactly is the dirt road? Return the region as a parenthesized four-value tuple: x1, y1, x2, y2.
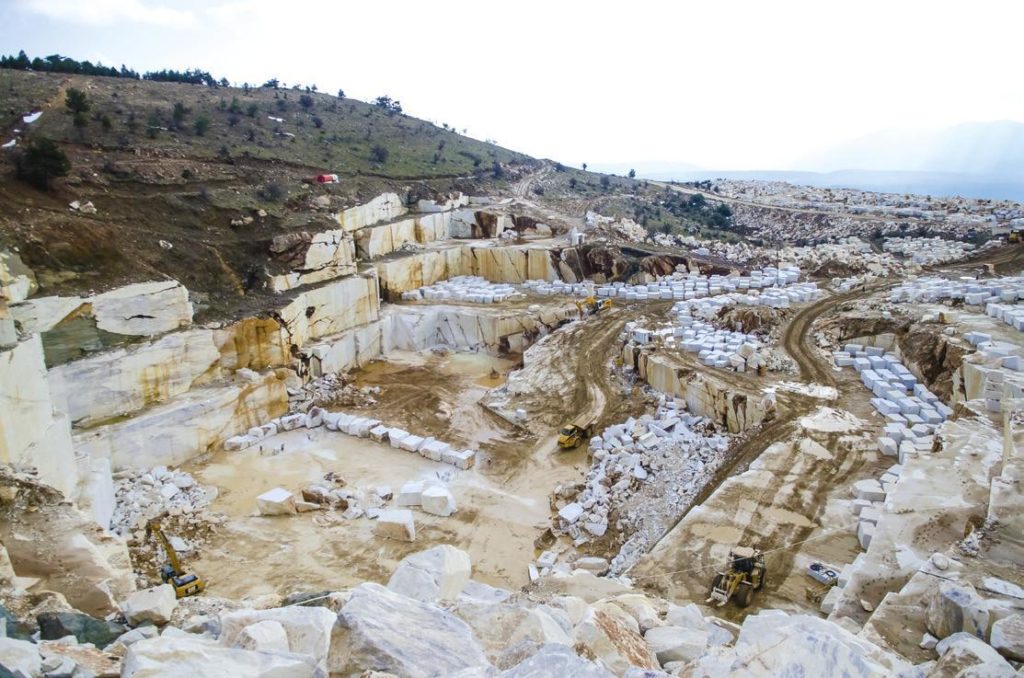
(630, 280, 905, 613)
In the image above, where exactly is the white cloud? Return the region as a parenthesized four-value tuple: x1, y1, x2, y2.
(15, 0, 193, 26)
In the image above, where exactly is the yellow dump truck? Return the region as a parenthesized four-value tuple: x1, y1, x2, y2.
(558, 415, 595, 449)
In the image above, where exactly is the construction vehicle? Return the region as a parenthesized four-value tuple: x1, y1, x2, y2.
(1010, 229, 1023, 243)
(706, 546, 766, 608)
(575, 296, 612, 318)
(558, 414, 596, 449)
(145, 516, 205, 598)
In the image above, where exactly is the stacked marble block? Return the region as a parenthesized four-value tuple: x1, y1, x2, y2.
(522, 279, 595, 297)
(833, 343, 952, 465)
(881, 237, 975, 265)
(401, 276, 519, 303)
(985, 302, 1024, 338)
(850, 463, 905, 550)
(224, 407, 475, 470)
(667, 306, 763, 373)
(594, 266, 805, 302)
(890, 274, 1024, 306)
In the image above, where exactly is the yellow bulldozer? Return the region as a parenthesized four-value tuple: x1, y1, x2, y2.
(575, 296, 612, 318)
(145, 515, 206, 598)
(706, 546, 766, 608)
(558, 414, 596, 450)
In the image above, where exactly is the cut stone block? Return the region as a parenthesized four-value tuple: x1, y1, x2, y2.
(257, 487, 297, 516)
(374, 509, 416, 542)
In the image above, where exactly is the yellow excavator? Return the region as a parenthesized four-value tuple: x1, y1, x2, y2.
(706, 546, 766, 608)
(145, 515, 206, 598)
(558, 414, 595, 449)
(575, 296, 612, 318)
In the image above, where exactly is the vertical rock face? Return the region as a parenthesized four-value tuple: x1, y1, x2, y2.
(335, 192, 406, 232)
(334, 583, 489, 676)
(277, 274, 381, 346)
(354, 217, 419, 259)
(73, 370, 287, 469)
(268, 228, 357, 292)
(91, 280, 193, 336)
(0, 467, 135, 616)
(48, 328, 223, 426)
(635, 351, 768, 432)
(0, 335, 77, 495)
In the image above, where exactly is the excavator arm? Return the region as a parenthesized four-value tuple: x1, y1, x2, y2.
(145, 519, 183, 576)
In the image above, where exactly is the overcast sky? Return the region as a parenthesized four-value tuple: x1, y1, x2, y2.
(3, 0, 1022, 170)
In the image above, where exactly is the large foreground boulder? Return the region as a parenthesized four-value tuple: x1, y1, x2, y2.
(235, 620, 291, 654)
(121, 585, 178, 626)
(333, 582, 489, 676)
(504, 643, 614, 677)
(38, 610, 128, 647)
(925, 581, 990, 640)
(574, 606, 659, 674)
(933, 632, 1015, 676)
(218, 606, 337, 670)
(686, 611, 912, 676)
(122, 636, 317, 677)
(387, 545, 471, 603)
(990, 613, 1024, 661)
(0, 637, 41, 677)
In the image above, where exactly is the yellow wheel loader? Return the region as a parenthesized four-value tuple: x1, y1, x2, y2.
(575, 296, 612, 318)
(558, 415, 596, 450)
(706, 546, 766, 608)
(145, 515, 206, 598)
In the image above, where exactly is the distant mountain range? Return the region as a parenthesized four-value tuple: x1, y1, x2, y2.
(594, 121, 1024, 202)
(799, 120, 1024, 178)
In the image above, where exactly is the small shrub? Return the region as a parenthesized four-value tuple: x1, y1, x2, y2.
(65, 88, 89, 115)
(260, 180, 287, 202)
(369, 144, 389, 163)
(16, 138, 70, 190)
(193, 115, 210, 136)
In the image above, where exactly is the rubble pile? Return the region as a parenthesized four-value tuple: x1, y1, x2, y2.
(553, 401, 730, 573)
(111, 467, 218, 538)
(778, 238, 904, 277)
(400, 276, 522, 303)
(110, 468, 223, 587)
(287, 372, 378, 412)
(882, 236, 975, 264)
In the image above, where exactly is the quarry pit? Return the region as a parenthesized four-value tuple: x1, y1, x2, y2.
(2, 183, 1023, 676)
